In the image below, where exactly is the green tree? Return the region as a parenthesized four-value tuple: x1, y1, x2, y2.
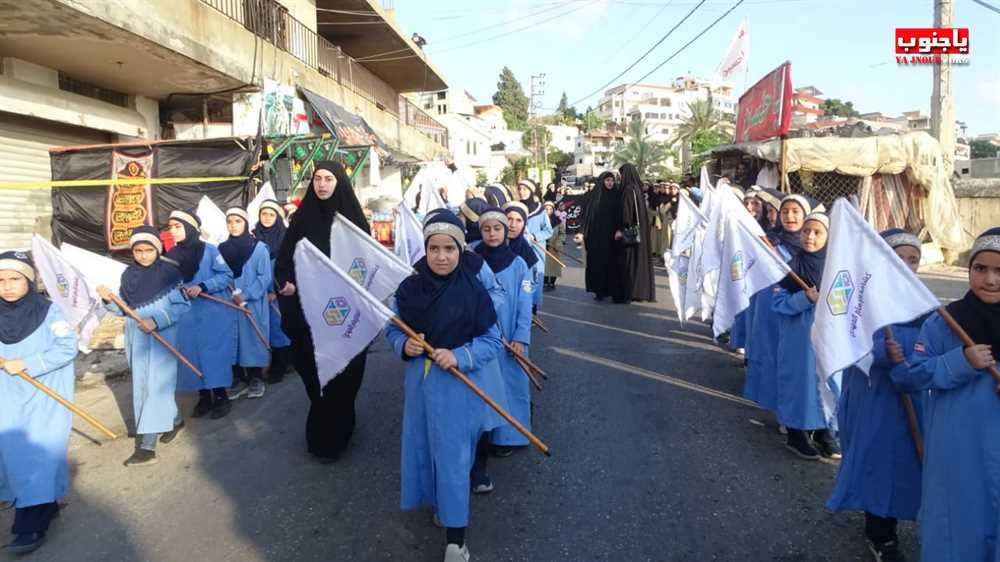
(689, 129, 731, 174)
(582, 107, 604, 131)
(475, 169, 489, 187)
(500, 157, 530, 185)
(971, 139, 1000, 159)
(492, 67, 529, 131)
(556, 92, 577, 123)
(821, 98, 861, 118)
(673, 100, 722, 145)
(613, 119, 672, 179)
(547, 148, 574, 169)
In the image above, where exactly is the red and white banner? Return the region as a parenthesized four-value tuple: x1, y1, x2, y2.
(734, 62, 793, 143)
(713, 18, 749, 84)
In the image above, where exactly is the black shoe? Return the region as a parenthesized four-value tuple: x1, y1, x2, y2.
(209, 398, 232, 420)
(813, 430, 843, 460)
(309, 448, 339, 464)
(868, 539, 905, 562)
(159, 421, 185, 444)
(3, 532, 46, 554)
(192, 391, 213, 418)
(123, 448, 158, 467)
(492, 445, 514, 458)
(471, 470, 494, 494)
(785, 430, 821, 461)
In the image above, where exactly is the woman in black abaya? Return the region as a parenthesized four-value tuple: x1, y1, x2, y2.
(583, 171, 626, 301)
(274, 162, 370, 462)
(619, 164, 656, 303)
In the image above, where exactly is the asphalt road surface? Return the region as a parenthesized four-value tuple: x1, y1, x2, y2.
(1, 252, 969, 562)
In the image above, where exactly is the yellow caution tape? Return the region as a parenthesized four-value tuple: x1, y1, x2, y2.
(0, 176, 250, 189)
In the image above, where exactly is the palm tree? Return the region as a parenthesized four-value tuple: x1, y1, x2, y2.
(673, 100, 722, 145)
(612, 118, 672, 179)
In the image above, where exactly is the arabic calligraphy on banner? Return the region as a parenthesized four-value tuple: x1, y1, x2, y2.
(733, 62, 793, 144)
(105, 152, 154, 250)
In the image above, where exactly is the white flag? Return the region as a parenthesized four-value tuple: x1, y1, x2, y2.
(667, 193, 708, 321)
(246, 182, 279, 232)
(712, 18, 749, 84)
(811, 199, 939, 381)
(60, 242, 127, 294)
(682, 225, 707, 321)
(712, 219, 791, 337)
(672, 193, 707, 256)
(329, 215, 414, 302)
(403, 162, 449, 216)
(699, 186, 764, 320)
(196, 195, 228, 245)
(31, 235, 106, 352)
(294, 239, 395, 387)
(394, 202, 426, 266)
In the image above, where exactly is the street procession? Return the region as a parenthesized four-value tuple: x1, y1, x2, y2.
(0, 1, 998, 561)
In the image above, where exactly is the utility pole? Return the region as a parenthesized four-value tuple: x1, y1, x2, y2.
(930, 0, 955, 176)
(530, 73, 546, 183)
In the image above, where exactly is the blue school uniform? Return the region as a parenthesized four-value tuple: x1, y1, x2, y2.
(475, 259, 512, 429)
(891, 312, 1000, 562)
(487, 256, 533, 446)
(525, 211, 552, 306)
(827, 324, 925, 520)
(0, 306, 78, 509)
(107, 288, 190, 435)
(730, 310, 747, 350)
(175, 244, 237, 391)
(232, 242, 272, 368)
(742, 246, 792, 411)
(771, 287, 828, 430)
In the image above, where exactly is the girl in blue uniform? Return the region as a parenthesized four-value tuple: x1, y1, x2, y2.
(99, 226, 190, 467)
(252, 200, 291, 383)
(502, 201, 540, 315)
(165, 209, 237, 420)
(0, 251, 78, 554)
(474, 208, 533, 457)
(517, 180, 552, 310)
(743, 194, 814, 416)
(826, 229, 927, 562)
(459, 196, 488, 245)
(891, 227, 1000, 562)
(221, 207, 272, 401)
(772, 211, 841, 460)
(386, 212, 504, 562)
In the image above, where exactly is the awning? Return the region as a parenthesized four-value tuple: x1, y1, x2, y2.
(300, 87, 390, 157)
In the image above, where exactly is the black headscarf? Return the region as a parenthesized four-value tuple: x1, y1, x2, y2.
(0, 251, 52, 345)
(504, 204, 539, 268)
(165, 209, 206, 283)
(779, 215, 828, 293)
(584, 171, 622, 238)
(120, 226, 184, 309)
(219, 210, 257, 278)
(485, 184, 512, 208)
(461, 197, 489, 244)
(396, 218, 497, 350)
(946, 227, 1000, 352)
(619, 164, 642, 191)
(252, 200, 287, 259)
(473, 207, 518, 273)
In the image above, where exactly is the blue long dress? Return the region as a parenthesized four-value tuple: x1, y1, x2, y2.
(827, 324, 925, 519)
(487, 256, 533, 446)
(107, 288, 191, 435)
(176, 244, 237, 391)
(525, 211, 552, 307)
(891, 312, 1000, 562)
(742, 246, 792, 412)
(771, 287, 828, 430)
(0, 306, 78, 509)
(386, 310, 504, 528)
(730, 310, 747, 350)
(475, 260, 511, 430)
(233, 242, 272, 368)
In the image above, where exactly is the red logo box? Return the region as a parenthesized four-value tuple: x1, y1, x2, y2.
(895, 28, 969, 54)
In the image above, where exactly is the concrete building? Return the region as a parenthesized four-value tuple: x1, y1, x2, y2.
(545, 124, 579, 155)
(791, 86, 825, 128)
(573, 129, 624, 178)
(0, 0, 449, 248)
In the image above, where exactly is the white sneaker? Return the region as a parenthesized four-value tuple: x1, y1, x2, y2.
(444, 543, 470, 562)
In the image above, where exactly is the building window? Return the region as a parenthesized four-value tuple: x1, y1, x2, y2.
(437, 92, 446, 100)
(58, 72, 129, 107)
(579, 158, 583, 164)
(662, 128, 670, 135)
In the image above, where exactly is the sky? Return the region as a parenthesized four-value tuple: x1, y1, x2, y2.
(393, 0, 1000, 136)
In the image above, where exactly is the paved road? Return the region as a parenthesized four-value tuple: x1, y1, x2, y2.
(2, 255, 967, 561)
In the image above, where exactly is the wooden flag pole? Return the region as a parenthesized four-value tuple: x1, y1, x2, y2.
(936, 306, 1000, 391)
(509, 345, 543, 391)
(883, 326, 925, 462)
(390, 316, 551, 456)
(494, 318, 548, 381)
(532, 239, 567, 269)
(211, 290, 271, 350)
(0, 359, 117, 440)
(105, 293, 203, 378)
(758, 235, 811, 291)
(532, 315, 550, 333)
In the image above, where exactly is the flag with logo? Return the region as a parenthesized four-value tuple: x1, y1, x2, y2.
(196, 195, 228, 245)
(329, 215, 414, 302)
(60, 242, 127, 294)
(394, 202, 426, 266)
(294, 239, 395, 386)
(667, 193, 707, 321)
(712, 219, 791, 337)
(31, 235, 106, 352)
(699, 184, 764, 320)
(712, 17, 749, 84)
(811, 199, 939, 381)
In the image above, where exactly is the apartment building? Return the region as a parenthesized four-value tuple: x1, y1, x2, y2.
(573, 129, 625, 178)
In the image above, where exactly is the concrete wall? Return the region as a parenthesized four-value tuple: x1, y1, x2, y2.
(954, 178, 1000, 243)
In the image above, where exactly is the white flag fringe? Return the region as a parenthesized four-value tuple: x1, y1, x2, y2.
(196, 195, 228, 245)
(394, 202, 426, 266)
(31, 235, 106, 352)
(294, 239, 395, 387)
(712, 17, 749, 84)
(329, 215, 414, 302)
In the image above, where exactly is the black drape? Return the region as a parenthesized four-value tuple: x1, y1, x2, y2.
(583, 172, 625, 299)
(621, 180, 656, 302)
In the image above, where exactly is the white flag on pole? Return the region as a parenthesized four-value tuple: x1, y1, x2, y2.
(394, 202, 426, 266)
(294, 239, 395, 387)
(60, 242, 127, 294)
(329, 215, 414, 302)
(682, 225, 707, 321)
(196, 195, 228, 245)
(246, 182, 279, 232)
(712, 18, 749, 84)
(667, 193, 708, 321)
(31, 235, 106, 352)
(712, 219, 791, 337)
(811, 200, 939, 381)
(699, 185, 764, 320)
(403, 162, 449, 216)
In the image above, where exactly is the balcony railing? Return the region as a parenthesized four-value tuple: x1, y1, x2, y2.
(399, 97, 449, 149)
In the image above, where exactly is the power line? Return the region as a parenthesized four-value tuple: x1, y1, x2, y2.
(970, 0, 1000, 14)
(569, 0, 707, 106)
(433, 0, 600, 54)
(596, 0, 676, 66)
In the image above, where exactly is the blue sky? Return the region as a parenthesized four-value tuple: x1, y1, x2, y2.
(394, 0, 1000, 135)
